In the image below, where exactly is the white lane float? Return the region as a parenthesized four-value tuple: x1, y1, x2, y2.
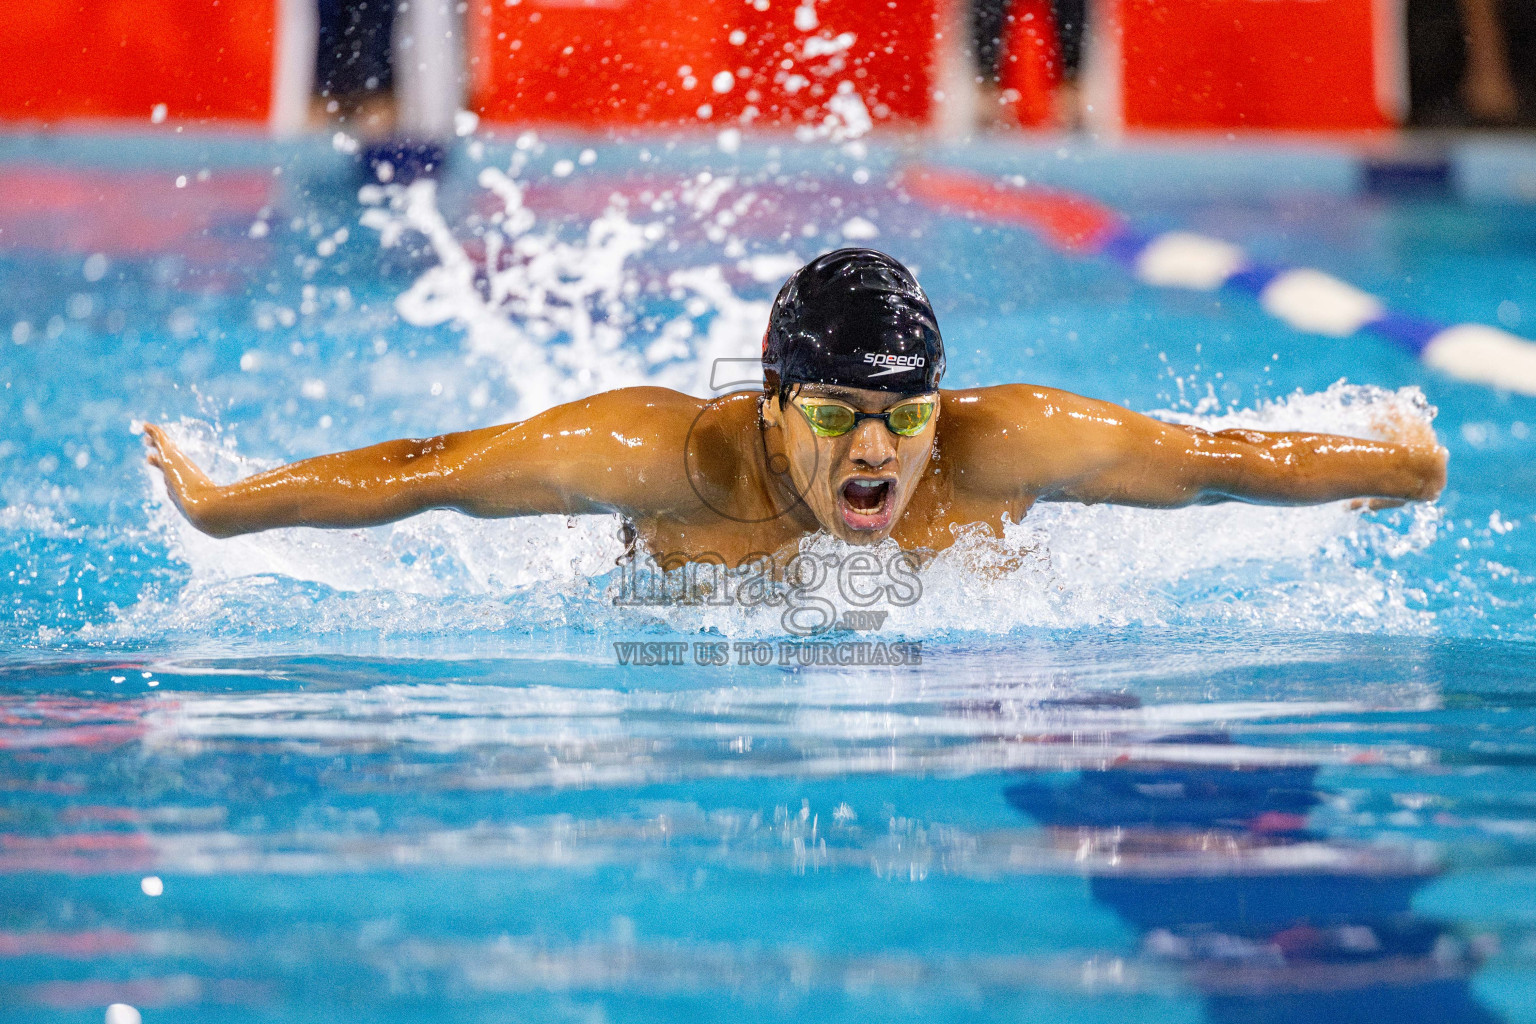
(907, 167, 1536, 397)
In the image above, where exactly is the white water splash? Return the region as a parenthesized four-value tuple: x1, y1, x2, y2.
(102, 380, 1441, 648)
(358, 153, 779, 418)
(794, 82, 874, 144)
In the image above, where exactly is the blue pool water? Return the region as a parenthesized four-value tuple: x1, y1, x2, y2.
(3, 132, 1536, 1022)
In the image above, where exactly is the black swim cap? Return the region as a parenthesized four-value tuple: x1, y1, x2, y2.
(763, 248, 944, 402)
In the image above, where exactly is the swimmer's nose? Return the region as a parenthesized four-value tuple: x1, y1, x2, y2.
(847, 417, 896, 469)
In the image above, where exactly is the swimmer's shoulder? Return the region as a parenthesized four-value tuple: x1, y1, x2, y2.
(576, 385, 761, 420)
(680, 389, 765, 472)
(563, 384, 760, 471)
(563, 385, 706, 416)
(579, 387, 765, 523)
(938, 383, 1083, 435)
(936, 384, 1097, 495)
(544, 386, 709, 437)
(502, 387, 710, 485)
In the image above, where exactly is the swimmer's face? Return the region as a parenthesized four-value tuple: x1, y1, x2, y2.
(762, 383, 940, 544)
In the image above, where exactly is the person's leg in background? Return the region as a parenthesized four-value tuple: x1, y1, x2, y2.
(972, 0, 1012, 127)
(313, 0, 398, 136)
(1050, 0, 1086, 126)
(1461, 0, 1521, 121)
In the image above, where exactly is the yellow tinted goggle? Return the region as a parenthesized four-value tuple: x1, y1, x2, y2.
(794, 398, 936, 438)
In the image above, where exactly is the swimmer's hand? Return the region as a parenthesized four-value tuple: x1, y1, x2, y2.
(142, 423, 229, 535)
(1368, 407, 1449, 503)
(1370, 405, 1440, 452)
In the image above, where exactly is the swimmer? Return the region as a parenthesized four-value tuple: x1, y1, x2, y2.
(143, 249, 1447, 566)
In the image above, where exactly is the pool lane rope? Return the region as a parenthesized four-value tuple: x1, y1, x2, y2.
(906, 167, 1536, 397)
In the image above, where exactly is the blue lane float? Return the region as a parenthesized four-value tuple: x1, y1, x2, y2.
(909, 167, 1536, 397)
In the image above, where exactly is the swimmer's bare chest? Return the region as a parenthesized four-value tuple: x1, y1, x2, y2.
(629, 466, 1037, 566)
(889, 469, 1037, 549)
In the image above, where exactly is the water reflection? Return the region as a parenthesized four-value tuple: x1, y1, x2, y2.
(1006, 719, 1500, 1023)
(0, 650, 1525, 1020)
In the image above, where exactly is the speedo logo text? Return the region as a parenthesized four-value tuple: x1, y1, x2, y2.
(864, 352, 925, 378)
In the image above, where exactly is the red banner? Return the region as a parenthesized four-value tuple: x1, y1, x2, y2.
(1116, 0, 1392, 130)
(0, 0, 276, 124)
(470, 0, 944, 129)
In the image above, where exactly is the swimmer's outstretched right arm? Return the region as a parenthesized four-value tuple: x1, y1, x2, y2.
(142, 388, 699, 538)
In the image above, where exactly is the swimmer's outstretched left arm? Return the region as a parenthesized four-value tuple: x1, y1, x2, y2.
(142, 387, 702, 537)
(955, 385, 1447, 509)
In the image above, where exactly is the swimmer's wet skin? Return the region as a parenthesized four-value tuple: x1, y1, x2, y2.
(143, 248, 1448, 567)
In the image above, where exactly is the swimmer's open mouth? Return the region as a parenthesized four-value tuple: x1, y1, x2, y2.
(838, 477, 895, 531)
